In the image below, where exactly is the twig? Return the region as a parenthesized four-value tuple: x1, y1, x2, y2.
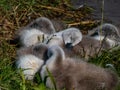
(99, 0, 105, 44)
(68, 20, 100, 27)
(38, 5, 74, 17)
(12, 4, 20, 28)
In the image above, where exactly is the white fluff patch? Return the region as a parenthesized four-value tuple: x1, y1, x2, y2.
(20, 29, 48, 47)
(16, 54, 44, 80)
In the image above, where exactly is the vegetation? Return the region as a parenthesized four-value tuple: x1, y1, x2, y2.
(0, 0, 119, 90)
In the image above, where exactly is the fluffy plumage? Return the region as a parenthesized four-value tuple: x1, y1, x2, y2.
(88, 23, 120, 47)
(46, 28, 110, 59)
(40, 45, 118, 90)
(16, 43, 48, 80)
(27, 17, 55, 34)
(16, 54, 43, 80)
(19, 29, 48, 47)
(46, 27, 82, 47)
(15, 17, 55, 47)
(51, 19, 67, 32)
(71, 35, 110, 59)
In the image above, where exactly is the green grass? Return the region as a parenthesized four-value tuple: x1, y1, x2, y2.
(0, 0, 120, 90)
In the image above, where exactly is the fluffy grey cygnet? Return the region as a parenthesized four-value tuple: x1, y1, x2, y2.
(15, 17, 56, 47)
(16, 43, 48, 80)
(40, 45, 118, 90)
(88, 23, 120, 47)
(46, 27, 110, 59)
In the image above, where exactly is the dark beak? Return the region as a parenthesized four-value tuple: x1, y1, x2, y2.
(65, 43, 73, 49)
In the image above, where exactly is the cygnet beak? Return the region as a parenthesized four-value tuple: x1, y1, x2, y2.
(65, 43, 73, 49)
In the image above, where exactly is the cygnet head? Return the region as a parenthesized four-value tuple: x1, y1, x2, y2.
(46, 45, 66, 67)
(45, 27, 82, 48)
(89, 23, 120, 47)
(20, 29, 48, 47)
(40, 45, 65, 86)
(46, 45, 65, 66)
(62, 27, 82, 48)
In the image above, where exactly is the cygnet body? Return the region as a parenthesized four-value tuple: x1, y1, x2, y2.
(40, 45, 118, 90)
